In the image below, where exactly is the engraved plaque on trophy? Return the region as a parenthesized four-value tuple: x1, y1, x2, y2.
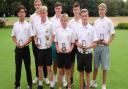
(62, 43, 66, 53)
(100, 34, 104, 41)
(19, 40, 23, 46)
(45, 32, 50, 46)
(82, 40, 86, 54)
(37, 38, 41, 45)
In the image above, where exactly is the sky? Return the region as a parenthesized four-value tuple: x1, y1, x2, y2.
(123, 0, 127, 2)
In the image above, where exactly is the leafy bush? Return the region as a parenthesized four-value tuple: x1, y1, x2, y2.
(0, 18, 6, 28)
(116, 22, 128, 29)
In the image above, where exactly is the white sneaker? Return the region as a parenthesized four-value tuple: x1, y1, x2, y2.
(90, 80, 97, 88)
(63, 79, 67, 87)
(102, 84, 106, 89)
(54, 75, 57, 83)
(32, 77, 38, 84)
(15, 86, 21, 89)
(44, 78, 50, 84)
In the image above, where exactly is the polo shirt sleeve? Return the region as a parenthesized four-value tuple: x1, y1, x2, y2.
(11, 24, 16, 37)
(109, 20, 115, 35)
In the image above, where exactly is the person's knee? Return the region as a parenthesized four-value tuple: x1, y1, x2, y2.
(94, 68, 98, 72)
(80, 72, 84, 79)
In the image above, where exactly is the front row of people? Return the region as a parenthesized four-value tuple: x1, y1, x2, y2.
(11, 3, 115, 89)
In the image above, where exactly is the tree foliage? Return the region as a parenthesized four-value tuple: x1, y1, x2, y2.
(0, 0, 128, 17)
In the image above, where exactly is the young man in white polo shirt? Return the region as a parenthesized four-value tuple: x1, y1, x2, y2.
(90, 3, 115, 89)
(30, 0, 49, 84)
(11, 5, 33, 89)
(55, 14, 74, 89)
(33, 6, 55, 89)
(68, 2, 82, 86)
(76, 9, 98, 89)
(50, 2, 67, 86)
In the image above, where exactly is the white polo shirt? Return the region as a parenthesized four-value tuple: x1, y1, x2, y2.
(94, 17, 115, 42)
(50, 15, 61, 36)
(69, 18, 82, 40)
(54, 26, 75, 50)
(34, 20, 52, 49)
(11, 20, 33, 45)
(76, 23, 98, 53)
(30, 12, 41, 30)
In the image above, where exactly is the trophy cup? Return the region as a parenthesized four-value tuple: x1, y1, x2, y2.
(37, 38, 41, 45)
(62, 43, 66, 53)
(45, 30, 50, 46)
(82, 40, 86, 54)
(100, 34, 104, 41)
(19, 40, 23, 46)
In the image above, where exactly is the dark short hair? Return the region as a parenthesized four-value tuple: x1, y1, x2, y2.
(17, 5, 27, 14)
(54, 2, 62, 7)
(73, 2, 80, 8)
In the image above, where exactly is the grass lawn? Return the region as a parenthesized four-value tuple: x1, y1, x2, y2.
(0, 28, 128, 89)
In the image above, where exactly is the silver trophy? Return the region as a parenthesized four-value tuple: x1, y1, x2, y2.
(82, 40, 86, 54)
(19, 40, 23, 46)
(100, 34, 104, 41)
(62, 43, 66, 53)
(45, 31, 50, 46)
(37, 38, 41, 45)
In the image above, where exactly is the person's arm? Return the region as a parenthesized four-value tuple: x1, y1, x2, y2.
(85, 41, 97, 50)
(12, 36, 19, 47)
(75, 40, 82, 48)
(102, 34, 115, 45)
(55, 42, 62, 53)
(21, 37, 32, 48)
(103, 20, 115, 45)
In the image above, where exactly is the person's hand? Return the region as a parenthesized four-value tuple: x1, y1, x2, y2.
(77, 43, 83, 48)
(19, 45, 25, 48)
(82, 46, 88, 51)
(56, 47, 62, 53)
(16, 42, 20, 48)
(36, 44, 41, 47)
(102, 40, 109, 45)
(66, 48, 72, 53)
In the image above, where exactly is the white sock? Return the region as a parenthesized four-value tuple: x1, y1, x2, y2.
(62, 75, 66, 82)
(39, 80, 42, 86)
(54, 74, 57, 81)
(50, 80, 55, 87)
(59, 87, 62, 89)
(93, 80, 96, 82)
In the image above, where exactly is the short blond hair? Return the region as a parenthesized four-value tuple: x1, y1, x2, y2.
(80, 9, 89, 15)
(34, 0, 42, 5)
(60, 13, 69, 21)
(98, 3, 107, 10)
(39, 6, 48, 13)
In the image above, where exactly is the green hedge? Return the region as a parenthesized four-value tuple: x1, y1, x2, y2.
(116, 22, 128, 29)
(0, 18, 6, 28)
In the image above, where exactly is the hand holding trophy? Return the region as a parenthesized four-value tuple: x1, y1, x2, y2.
(82, 40, 87, 54)
(99, 33, 104, 44)
(45, 27, 50, 46)
(36, 38, 41, 47)
(18, 39, 24, 48)
(62, 43, 66, 53)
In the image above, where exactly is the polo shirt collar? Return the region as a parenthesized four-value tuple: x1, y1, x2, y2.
(18, 20, 27, 24)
